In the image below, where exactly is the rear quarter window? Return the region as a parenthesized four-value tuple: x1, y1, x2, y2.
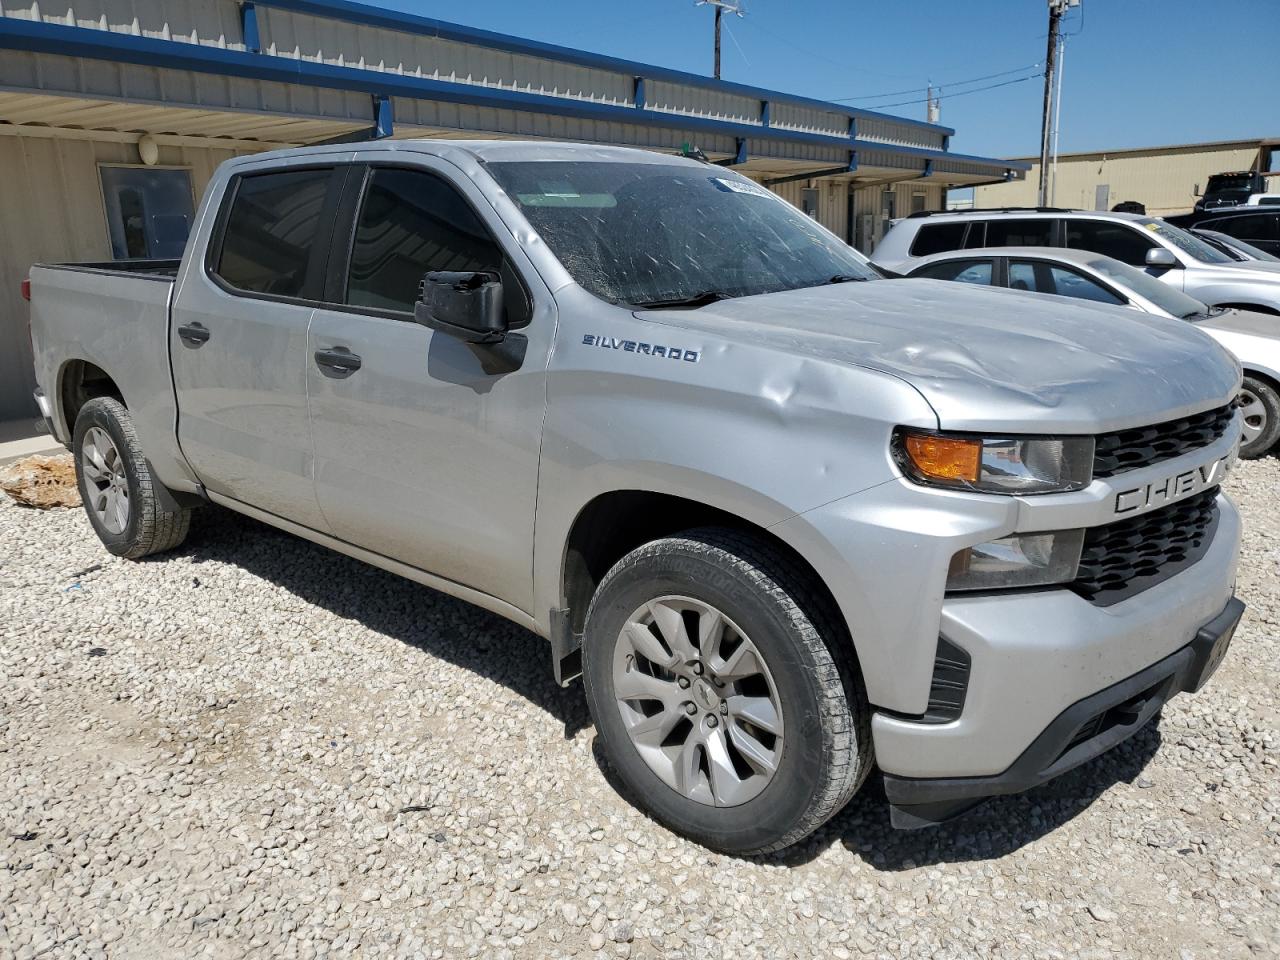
(909, 222, 967, 257)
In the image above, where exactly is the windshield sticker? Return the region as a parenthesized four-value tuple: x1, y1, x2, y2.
(583, 333, 701, 363)
(710, 176, 773, 198)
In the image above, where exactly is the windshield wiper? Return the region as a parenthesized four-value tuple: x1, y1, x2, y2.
(825, 274, 870, 284)
(631, 290, 735, 309)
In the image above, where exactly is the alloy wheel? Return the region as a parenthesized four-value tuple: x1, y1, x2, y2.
(1239, 388, 1267, 447)
(612, 596, 784, 807)
(81, 426, 130, 535)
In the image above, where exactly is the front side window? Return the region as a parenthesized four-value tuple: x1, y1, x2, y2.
(214, 168, 334, 297)
(1009, 260, 1125, 305)
(345, 168, 503, 313)
(486, 161, 878, 306)
(912, 259, 993, 285)
(1206, 214, 1277, 243)
(983, 218, 1054, 247)
(1064, 219, 1155, 266)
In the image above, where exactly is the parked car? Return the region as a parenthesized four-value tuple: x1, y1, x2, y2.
(1245, 194, 1280, 207)
(1166, 206, 1280, 256)
(904, 247, 1280, 458)
(872, 207, 1280, 314)
(27, 141, 1245, 852)
(1192, 228, 1280, 264)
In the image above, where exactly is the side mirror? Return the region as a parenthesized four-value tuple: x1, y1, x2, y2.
(1193, 183, 1201, 197)
(1145, 247, 1179, 269)
(415, 271, 507, 344)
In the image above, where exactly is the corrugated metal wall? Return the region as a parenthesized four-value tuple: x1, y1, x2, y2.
(0, 0, 950, 154)
(0, 134, 263, 420)
(974, 144, 1263, 216)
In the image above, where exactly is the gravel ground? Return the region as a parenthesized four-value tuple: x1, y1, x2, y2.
(2, 456, 1277, 960)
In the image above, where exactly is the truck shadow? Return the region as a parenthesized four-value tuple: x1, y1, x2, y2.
(172, 506, 594, 739)
(170, 505, 1164, 868)
(777, 724, 1164, 868)
(590, 710, 1165, 869)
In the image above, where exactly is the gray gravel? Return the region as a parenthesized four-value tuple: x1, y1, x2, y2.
(2, 456, 1278, 960)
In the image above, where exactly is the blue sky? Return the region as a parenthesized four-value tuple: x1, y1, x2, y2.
(382, 0, 1275, 160)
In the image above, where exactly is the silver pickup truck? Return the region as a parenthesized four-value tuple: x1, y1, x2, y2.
(28, 140, 1246, 854)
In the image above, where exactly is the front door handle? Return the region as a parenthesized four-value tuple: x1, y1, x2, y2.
(315, 346, 362, 376)
(177, 322, 210, 347)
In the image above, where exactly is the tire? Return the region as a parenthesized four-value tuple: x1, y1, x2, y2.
(72, 397, 192, 558)
(1239, 376, 1280, 459)
(581, 527, 871, 855)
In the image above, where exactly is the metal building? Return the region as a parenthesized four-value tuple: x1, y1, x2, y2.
(0, 0, 1024, 421)
(974, 137, 1279, 217)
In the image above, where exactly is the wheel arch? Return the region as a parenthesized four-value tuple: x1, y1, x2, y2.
(554, 489, 858, 679)
(57, 358, 125, 437)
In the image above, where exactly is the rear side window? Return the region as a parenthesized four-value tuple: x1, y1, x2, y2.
(1009, 261, 1125, 305)
(909, 222, 966, 257)
(983, 218, 1054, 247)
(1065, 220, 1157, 266)
(214, 168, 334, 297)
(346, 168, 503, 313)
(912, 259, 993, 285)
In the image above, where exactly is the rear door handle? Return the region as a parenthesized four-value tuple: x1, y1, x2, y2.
(177, 322, 210, 347)
(314, 346, 362, 376)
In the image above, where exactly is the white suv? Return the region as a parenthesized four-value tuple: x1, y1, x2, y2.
(873, 208, 1280, 315)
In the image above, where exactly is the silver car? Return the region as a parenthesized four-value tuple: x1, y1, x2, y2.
(873, 208, 1280, 315)
(904, 246, 1280, 457)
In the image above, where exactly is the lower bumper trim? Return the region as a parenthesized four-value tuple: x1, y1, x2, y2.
(884, 595, 1244, 829)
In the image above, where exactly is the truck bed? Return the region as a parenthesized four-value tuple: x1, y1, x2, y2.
(28, 258, 193, 492)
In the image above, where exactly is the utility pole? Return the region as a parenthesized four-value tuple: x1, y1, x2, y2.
(696, 0, 744, 80)
(1037, 0, 1068, 206)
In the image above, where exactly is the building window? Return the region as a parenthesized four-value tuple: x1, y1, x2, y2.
(801, 188, 819, 219)
(99, 166, 194, 260)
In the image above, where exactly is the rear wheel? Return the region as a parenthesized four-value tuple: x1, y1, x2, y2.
(581, 528, 871, 855)
(1239, 376, 1280, 459)
(72, 397, 191, 558)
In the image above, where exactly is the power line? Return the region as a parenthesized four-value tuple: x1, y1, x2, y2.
(866, 72, 1043, 110)
(832, 64, 1041, 103)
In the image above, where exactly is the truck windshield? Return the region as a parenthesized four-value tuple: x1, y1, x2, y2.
(487, 160, 878, 306)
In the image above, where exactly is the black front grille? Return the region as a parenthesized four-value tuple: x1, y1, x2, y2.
(1093, 405, 1235, 478)
(1073, 488, 1220, 604)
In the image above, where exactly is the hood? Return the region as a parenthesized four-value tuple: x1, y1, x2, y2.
(1196, 308, 1280, 338)
(1203, 259, 1280, 279)
(636, 279, 1241, 433)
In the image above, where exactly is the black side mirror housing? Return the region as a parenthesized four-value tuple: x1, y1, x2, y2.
(415, 271, 507, 344)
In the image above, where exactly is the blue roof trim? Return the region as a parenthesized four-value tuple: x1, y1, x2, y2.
(0, 18, 1026, 172)
(255, 0, 957, 137)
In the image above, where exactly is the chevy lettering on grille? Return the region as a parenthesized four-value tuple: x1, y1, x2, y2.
(1114, 454, 1232, 515)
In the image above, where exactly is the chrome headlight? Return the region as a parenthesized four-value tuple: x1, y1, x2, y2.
(947, 529, 1085, 591)
(897, 430, 1094, 495)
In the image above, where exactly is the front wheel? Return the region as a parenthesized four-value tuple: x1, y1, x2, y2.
(581, 528, 871, 855)
(1239, 376, 1280, 459)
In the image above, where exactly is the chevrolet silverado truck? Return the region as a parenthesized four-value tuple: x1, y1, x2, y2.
(27, 141, 1246, 854)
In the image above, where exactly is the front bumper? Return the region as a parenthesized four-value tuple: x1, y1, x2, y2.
(884, 594, 1245, 829)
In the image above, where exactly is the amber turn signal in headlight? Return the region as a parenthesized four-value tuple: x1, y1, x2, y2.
(902, 434, 981, 483)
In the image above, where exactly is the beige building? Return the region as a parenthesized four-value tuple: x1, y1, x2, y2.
(974, 137, 1278, 216)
